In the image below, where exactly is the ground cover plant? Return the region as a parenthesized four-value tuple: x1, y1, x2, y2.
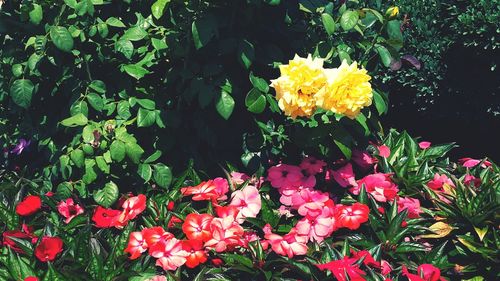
(0, 0, 498, 280)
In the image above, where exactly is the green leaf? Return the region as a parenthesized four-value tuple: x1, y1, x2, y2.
(50, 26, 74, 52)
(106, 17, 126, 27)
(123, 64, 149, 80)
(373, 90, 388, 115)
(340, 10, 359, 31)
(395, 242, 427, 253)
(125, 142, 144, 164)
(57, 182, 74, 198)
(153, 163, 172, 188)
(321, 13, 336, 35)
(122, 26, 148, 41)
(60, 113, 88, 127)
(237, 39, 255, 69)
(138, 164, 152, 182)
(87, 93, 104, 111)
(96, 156, 110, 173)
(137, 108, 156, 127)
(245, 88, 266, 114)
(375, 44, 392, 67)
(29, 4, 43, 25)
(10, 79, 34, 109)
(216, 91, 235, 120)
(70, 149, 85, 168)
(136, 98, 156, 109)
(93, 181, 119, 208)
(192, 15, 217, 49)
(117, 100, 131, 119)
(115, 39, 134, 59)
(144, 150, 162, 163)
(151, 0, 170, 19)
(110, 140, 126, 162)
(151, 38, 168, 50)
(249, 72, 269, 93)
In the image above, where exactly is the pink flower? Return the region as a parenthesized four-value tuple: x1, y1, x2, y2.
(295, 211, 336, 242)
(419, 141, 431, 149)
(351, 149, 376, 170)
(267, 164, 303, 188)
(278, 205, 294, 218)
(459, 158, 492, 168)
(402, 264, 445, 281)
(397, 197, 422, 219)
(354, 173, 399, 202)
(57, 198, 84, 224)
(230, 172, 250, 185)
(150, 238, 189, 271)
(142, 227, 174, 249)
(124, 231, 148, 260)
(300, 156, 326, 175)
(204, 216, 244, 253)
(296, 190, 330, 217)
(332, 163, 356, 187)
(147, 276, 167, 281)
(381, 260, 392, 275)
(229, 185, 262, 223)
(464, 174, 481, 187)
(427, 173, 455, 191)
(215, 205, 240, 220)
(264, 228, 308, 258)
(377, 145, 391, 158)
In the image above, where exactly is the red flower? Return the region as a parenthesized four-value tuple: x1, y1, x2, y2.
(182, 239, 208, 268)
(211, 258, 224, 267)
(16, 195, 42, 216)
(57, 198, 84, 224)
(182, 213, 213, 242)
(24, 277, 38, 281)
(34, 236, 63, 262)
(335, 203, 369, 230)
(2, 230, 33, 253)
(354, 173, 399, 202)
(180, 178, 229, 202)
(316, 256, 366, 281)
(351, 249, 380, 268)
(113, 194, 147, 228)
(92, 206, 121, 228)
(167, 216, 182, 228)
(124, 231, 148, 260)
(402, 264, 444, 281)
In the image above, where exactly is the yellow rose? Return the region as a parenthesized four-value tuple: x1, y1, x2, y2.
(270, 54, 327, 118)
(385, 6, 399, 19)
(315, 60, 372, 119)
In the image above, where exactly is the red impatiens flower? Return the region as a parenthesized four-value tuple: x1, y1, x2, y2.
(316, 256, 366, 281)
(351, 249, 380, 268)
(335, 203, 369, 230)
(182, 239, 208, 268)
(34, 236, 63, 262)
(16, 195, 42, 216)
(114, 194, 147, 228)
(402, 264, 445, 281)
(24, 277, 38, 281)
(57, 198, 84, 224)
(182, 213, 213, 242)
(2, 227, 37, 253)
(142, 227, 174, 248)
(92, 206, 121, 228)
(180, 178, 229, 201)
(124, 231, 148, 260)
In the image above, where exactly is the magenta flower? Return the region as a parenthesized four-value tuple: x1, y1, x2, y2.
(11, 139, 31, 155)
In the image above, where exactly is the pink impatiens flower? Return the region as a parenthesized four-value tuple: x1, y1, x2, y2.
(353, 173, 399, 202)
(229, 185, 262, 223)
(419, 141, 431, 149)
(57, 198, 84, 224)
(427, 173, 455, 191)
(124, 231, 148, 260)
(464, 174, 481, 187)
(351, 149, 376, 170)
(267, 164, 304, 188)
(300, 156, 327, 175)
(295, 211, 336, 242)
(397, 197, 423, 219)
(150, 238, 189, 271)
(264, 226, 308, 258)
(458, 158, 492, 168)
(332, 163, 356, 187)
(204, 216, 244, 253)
(377, 145, 391, 158)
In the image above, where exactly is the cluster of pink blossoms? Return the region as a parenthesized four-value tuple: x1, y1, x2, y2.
(266, 156, 370, 254)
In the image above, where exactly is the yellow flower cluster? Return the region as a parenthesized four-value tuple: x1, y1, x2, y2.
(270, 55, 372, 119)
